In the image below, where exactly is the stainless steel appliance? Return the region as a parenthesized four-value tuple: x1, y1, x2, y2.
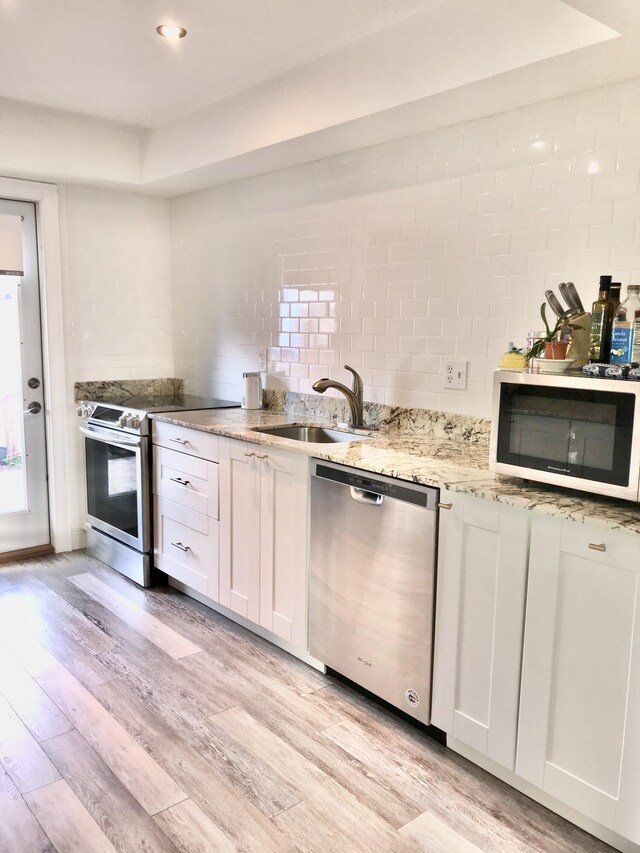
(309, 460, 439, 725)
(79, 394, 239, 585)
(490, 370, 640, 501)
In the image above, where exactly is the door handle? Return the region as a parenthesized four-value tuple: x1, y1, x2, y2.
(350, 487, 383, 506)
(438, 502, 453, 510)
(170, 437, 189, 445)
(171, 541, 191, 552)
(23, 402, 42, 415)
(588, 542, 607, 553)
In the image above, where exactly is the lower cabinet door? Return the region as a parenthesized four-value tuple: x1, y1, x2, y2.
(218, 439, 261, 623)
(259, 449, 309, 650)
(154, 497, 218, 598)
(517, 514, 640, 843)
(431, 490, 529, 770)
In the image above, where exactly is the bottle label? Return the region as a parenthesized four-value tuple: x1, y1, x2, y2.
(610, 324, 633, 364)
(589, 308, 604, 359)
(633, 317, 640, 363)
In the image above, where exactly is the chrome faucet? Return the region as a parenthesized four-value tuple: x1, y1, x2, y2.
(312, 365, 365, 428)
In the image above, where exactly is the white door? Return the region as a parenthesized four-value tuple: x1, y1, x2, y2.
(0, 199, 49, 554)
(218, 438, 261, 623)
(259, 449, 309, 650)
(431, 491, 529, 770)
(517, 514, 640, 841)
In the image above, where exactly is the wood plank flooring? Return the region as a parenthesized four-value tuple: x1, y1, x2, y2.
(0, 552, 616, 852)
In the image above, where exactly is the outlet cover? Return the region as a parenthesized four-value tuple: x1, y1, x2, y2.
(443, 358, 468, 390)
(258, 349, 268, 371)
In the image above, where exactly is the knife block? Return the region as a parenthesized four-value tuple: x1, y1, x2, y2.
(565, 312, 591, 367)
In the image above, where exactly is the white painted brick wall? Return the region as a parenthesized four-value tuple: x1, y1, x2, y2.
(171, 77, 640, 418)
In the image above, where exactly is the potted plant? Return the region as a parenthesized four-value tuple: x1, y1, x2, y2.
(526, 303, 584, 362)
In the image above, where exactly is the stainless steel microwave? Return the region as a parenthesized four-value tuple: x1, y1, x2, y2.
(490, 370, 640, 502)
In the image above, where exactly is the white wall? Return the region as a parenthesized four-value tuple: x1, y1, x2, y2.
(170, 76, 640, 418)
(59, 186, 173, 538)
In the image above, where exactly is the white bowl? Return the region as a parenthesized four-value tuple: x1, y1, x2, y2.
(531, 357, 575, 374)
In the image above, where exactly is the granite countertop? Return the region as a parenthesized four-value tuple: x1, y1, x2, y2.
(150, 407, 640, 537)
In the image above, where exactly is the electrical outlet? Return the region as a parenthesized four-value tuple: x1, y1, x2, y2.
(258, 349, 268, 371)
(443, 358, 468, 390)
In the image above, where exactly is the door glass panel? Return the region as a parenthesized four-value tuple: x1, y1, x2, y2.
(0, 276, 27, 514)
(85, 437, 139, 539)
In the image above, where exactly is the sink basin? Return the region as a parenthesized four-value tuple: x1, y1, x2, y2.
(251, 424, 370, 444)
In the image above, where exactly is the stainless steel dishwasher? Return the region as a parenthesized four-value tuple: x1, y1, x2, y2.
(309, 459, 439, 725)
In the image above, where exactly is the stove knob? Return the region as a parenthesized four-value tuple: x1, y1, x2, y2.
(118, 414, 129, 428)
(76, 405, 84, 417)
(126, 415, 140, 429)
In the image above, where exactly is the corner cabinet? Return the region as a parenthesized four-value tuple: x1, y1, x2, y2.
(517, 514, 640, 845)
(218, 437, 309, 652)
(431, 490, 529, 770)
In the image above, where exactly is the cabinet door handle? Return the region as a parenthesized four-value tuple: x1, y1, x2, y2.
(244, 451, 256, 458)
(588, 542, 607, 552)
(170, 437, 189, 445)
(438, 502, 453, 510)
(256, 454, 268, 460)
(171, 541, 191, 552)
(169, 477, 190, 487)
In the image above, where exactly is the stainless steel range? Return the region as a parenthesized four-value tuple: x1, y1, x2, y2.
(78, 394, 239, 586)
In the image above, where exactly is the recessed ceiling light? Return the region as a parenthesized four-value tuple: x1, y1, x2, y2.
(156, 24, 187, 40)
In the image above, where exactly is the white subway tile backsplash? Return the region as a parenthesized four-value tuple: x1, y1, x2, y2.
(169, 76, 640, 419)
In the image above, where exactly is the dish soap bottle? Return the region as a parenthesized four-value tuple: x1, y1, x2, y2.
(610, 285, 640, 365)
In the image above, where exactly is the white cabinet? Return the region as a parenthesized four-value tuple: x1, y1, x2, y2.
(517, 514, 640, 844)
(432, 490, 529, 770)
(219, 438, 309, 651)
(152, 423, 220, 599)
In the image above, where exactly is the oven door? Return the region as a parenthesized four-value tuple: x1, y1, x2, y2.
(80, 424, 150, 552)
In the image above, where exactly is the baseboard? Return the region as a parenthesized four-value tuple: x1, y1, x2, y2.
(71, 527, 87, 550)
(447, 736, 639, 853)
(168, 578, 326, 673)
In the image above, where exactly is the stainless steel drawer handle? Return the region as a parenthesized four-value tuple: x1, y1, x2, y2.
(170, 437, 189, 445)
(350, 487, 383, 506)
(171, 541, 190, 552)
(256, 454, 268, 460)
(588, 542, 607, 553)
(438, 502, 453, 510)
(170, 477, 190, 487)
(244, 451, 256, 458)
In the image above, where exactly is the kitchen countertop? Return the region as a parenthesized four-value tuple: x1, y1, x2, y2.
(150, 408, 640, 537)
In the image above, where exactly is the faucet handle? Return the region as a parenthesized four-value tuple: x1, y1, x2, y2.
(344, 364, 363, 397)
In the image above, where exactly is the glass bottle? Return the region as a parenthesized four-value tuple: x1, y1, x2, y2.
(611, 285, 640, 364)
(589, 275, 615, 363)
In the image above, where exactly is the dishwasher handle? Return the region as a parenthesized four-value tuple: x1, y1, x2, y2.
(350, 487, 383, 506)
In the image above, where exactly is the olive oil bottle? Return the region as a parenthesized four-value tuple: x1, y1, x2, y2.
(589, 275, 615, 363)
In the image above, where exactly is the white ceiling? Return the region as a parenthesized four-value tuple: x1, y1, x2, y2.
(0, 0, 427, 127)
(1, 0, 639, 195)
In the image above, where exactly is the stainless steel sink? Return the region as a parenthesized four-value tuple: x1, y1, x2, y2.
(251, 424, 370, 444)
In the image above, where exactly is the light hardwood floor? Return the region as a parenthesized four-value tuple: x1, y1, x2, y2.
(0, 552, 615, 853)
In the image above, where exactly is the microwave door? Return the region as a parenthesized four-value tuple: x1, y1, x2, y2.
(496, 384, 635, 489)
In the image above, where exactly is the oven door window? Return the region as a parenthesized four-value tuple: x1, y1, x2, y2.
(497, 384, 635, 486)
(85, 436, 140, 540)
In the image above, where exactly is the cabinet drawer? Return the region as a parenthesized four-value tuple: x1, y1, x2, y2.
(560, 520, 639, 569)
(154, 497, 219, 598)
(152, 420, 219, 462)
(154, 446, 219, 519)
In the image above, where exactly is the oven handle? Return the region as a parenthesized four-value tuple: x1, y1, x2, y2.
(79, 424, 142, 450)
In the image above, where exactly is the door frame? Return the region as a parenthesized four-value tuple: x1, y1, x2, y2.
(0, 177, 71, 552)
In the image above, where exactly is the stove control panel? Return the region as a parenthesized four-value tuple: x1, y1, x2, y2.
(76, 403, 94, 418)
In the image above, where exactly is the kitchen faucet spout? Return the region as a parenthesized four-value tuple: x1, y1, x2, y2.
(312, 364, 365, 428)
